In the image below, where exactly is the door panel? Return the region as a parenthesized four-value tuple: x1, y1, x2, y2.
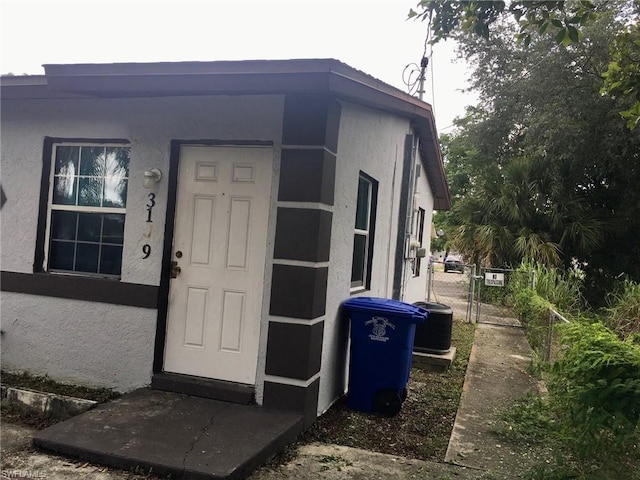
(190, 195, 216, 265)
(164, 145, 272, 384)
(220, 289, 245, 352)
(226, 197, 251, 269)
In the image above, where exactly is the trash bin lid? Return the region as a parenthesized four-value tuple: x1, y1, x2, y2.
(413, 301, 453, 314)
(343, 297, 428, 322)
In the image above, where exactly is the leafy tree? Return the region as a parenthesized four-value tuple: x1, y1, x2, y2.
(430, 132, 475, 254)
(602, 21, 640, 129)
(434, 5, 640, 305)
(408, 0, 599, 45)
(410, 0, 640, 129)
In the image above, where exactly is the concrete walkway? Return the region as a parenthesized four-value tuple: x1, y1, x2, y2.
(444, 323, 547, 475)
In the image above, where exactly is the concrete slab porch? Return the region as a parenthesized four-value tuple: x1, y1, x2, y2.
(32, 388, 304, 480)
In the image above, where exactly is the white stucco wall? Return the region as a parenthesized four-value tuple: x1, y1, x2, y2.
(317, 102, 413, 414)
(1, 95, 284, 391)
(400, 154, 436, 304)
(1, 292, 157, 391)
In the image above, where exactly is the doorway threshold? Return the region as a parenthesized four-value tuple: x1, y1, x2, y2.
(152, 372, 254, 405)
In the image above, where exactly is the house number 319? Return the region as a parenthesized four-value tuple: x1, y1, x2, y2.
(142, 193, 156, 259)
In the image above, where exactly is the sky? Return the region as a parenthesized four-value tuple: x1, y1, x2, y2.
(1, 0, 476, 132)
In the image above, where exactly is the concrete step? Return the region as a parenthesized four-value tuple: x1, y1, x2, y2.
(33, 388, 304, 480)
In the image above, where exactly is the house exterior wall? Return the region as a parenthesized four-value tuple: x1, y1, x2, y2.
(400, 154, 436, 304)
(1, 292, 157, 391)
(0, 95, 284, 392)
(318, 102, 415, 414)
(1, 89, 439, 420)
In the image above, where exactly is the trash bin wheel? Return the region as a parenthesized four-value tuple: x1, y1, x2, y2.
(373, 389, 403, 417)
(401, 387, 408, 402)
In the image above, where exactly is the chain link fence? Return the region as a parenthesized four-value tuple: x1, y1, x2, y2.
(515, 305, 571, 363)
(426, 260, 475, 322)
(425, 261, 573, 359)
(543, 308, 571, 363)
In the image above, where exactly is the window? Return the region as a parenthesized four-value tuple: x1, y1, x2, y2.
(351, 173, 377, 290)
(45, 144, 130, 277)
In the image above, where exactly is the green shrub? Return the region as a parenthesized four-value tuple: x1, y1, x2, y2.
(605, 279, 640, 340)
(501, 261, 640, 476)
(497, 393, 640, 480)
(506, 286, 552, 356)
(479, 280, 509, 305)
(548, 321, 640, 456)
(495, 394, 556, 444)
(509, 259, 586, 315)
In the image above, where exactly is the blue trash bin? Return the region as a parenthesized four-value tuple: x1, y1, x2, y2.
(342, 297, 428, 416)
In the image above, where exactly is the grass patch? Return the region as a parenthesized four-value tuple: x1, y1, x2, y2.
(493, 393, 556, 445)
(300, 319, 476, 460)
(495, 393, 640, 479)
(1, 370, 120, 403)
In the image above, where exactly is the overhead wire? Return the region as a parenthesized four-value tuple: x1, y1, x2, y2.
(403, 7, 438, 122)
(403, 9, 433, 99)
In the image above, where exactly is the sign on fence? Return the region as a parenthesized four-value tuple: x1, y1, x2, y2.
(484, 272, 505, 287)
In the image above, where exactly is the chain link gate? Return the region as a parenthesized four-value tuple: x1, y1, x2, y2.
(426, 258, 476, 323)
(473, 267, 521, 326)
(426, 260, 533, 326)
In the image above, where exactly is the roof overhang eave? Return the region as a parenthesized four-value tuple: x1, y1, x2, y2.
(414, 116, 452, 211)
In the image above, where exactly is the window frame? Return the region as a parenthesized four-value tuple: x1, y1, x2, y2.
(36, 139, 131, 279)
(350, 172, 378, 292)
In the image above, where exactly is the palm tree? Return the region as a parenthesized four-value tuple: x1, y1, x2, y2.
(449, 156, 602, 269)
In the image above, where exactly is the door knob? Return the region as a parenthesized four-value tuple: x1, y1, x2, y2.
(170, 261, 182, 278)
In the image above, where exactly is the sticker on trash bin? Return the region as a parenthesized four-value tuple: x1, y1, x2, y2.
(365, 316, 396, 342)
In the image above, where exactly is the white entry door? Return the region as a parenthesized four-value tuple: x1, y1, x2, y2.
(164, 145, 272, 385)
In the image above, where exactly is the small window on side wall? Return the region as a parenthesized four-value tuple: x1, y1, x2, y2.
(44, 143, 130, 277)
(351, 173, 378, 291)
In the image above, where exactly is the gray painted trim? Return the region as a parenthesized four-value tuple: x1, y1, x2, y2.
(392, 135, 415, 300)
(1, 271, 158, 308)
(261, 93, 339, 423)
(273, 208, 332, 262)
(263, 378, 321, 428)
(277, 149, 336, 205)
(269, 265, 328, 319)
(282, 96, 341, 153)
(265, 321, 324, 380)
